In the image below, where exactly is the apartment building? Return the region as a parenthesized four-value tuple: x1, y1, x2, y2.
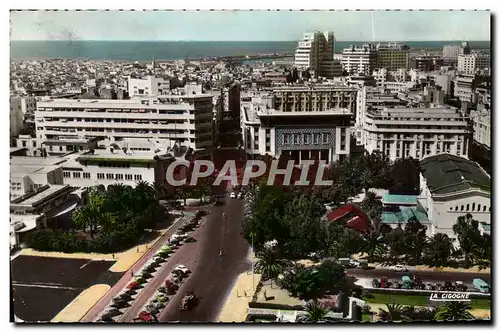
(271, 84, 358, 115)
(341, 44, 378, 75)
(294, 31, 335, 79)
(457, 53, 490, 75)
(414, 55, 444, 72)
(10, 96, 37, 137)
(470, 109, 491, 149)
(127, 75, 170, 97)
(443, 45, 461, 59)
(376, 43, 409, 71)
(35, 92, 213, 153)
(362, 106, 472, 161)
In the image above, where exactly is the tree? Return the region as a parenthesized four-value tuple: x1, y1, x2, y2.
(434, 302, 474, 321)
(473, 233, 492, 270)
(452, 214, 482, 268)
(378, 303, 406, 322)
(254, 246, 288, 286)
(296, 301, 333, 322)
(388, 157, 420, 195)
(403, 217, 428, 265)
(383, 226, 406, 264)
(424, 233, 454, 267)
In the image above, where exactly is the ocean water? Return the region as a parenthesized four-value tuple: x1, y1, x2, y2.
(10, 40, 491, 61)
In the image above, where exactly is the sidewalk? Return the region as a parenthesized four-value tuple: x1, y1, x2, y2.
(217, 251, 262, 323)
(369, 264, 490, 275)
(51, 284, 110, 323)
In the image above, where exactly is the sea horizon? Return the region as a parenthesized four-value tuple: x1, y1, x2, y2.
(10, 40, 491, 61)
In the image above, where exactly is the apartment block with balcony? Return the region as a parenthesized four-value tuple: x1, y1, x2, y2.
(341, 44, 378, 75)
(271, 84, 358, 115)
(376, 43, 409, 71)
(127, 75, 170, 97)
(457, 53, 490, 75)
(35, 93, 213, 153)
(470, 109, 490, 150)
(294, 31, 335, 79)
(362, 107, 472, 161)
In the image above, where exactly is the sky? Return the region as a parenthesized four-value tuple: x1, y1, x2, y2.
(10, 10, 491, 42)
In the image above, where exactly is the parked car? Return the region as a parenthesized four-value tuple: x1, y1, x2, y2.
(389, 265, 408, 272)
(455, 281, 467, 292)
(184, 236, 196, 243)
(237, 192, 244, 199)
(473, 278, 490, 293)
(230, 192, 237, 199)
(173, 264, 191, 277)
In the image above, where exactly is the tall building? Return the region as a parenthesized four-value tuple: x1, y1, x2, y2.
(376, 43, 409, 71)
(457, 53, 490, 75)
(35, 92, 213, 154)
(341, 44, 378, 75)
(362, 106, 472, 161)
(294, 31, 335, 79)
(470, 109, 491, 150)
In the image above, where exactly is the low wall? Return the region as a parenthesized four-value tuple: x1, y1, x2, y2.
(363, 287, 491, 299)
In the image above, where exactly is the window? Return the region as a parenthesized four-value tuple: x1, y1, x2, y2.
(125, 174, 133, 180)
(97, 173, 105, 179)
(63, 171, 71, 178)
(313, 133, 320, 144)
(461, 205, 464, 211)
(466, 204, 470, 211)
(304, 133, 311, 144)
(284, 133, 291, 145)
(73, 172, 81, 178)
(293, 134, 300, 145)
(478, 204, 481, 212)
(116, 174, 124, 180)
(472, 203, 476, 211)
(483, 205, 487, 212)
(106, 173, 114, 180)
(322, 133, 331, 144)
(134, 174, 142, 181)
(455, 206, 458, 211)
(83, 172, 91, 179)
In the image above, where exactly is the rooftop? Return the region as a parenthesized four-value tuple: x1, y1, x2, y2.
(381, 203, 430, 224)
(11, 185, 71, 207)
(76, 149, 174, 163)
(382, 194, 418, 206)
(420, 153, 491, 196)
(257, 108, 352, 117)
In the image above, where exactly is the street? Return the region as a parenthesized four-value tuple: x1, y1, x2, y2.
(346, 268, 491, 288)
(115, 194, 249, 322)
(158, 195, 249, 322)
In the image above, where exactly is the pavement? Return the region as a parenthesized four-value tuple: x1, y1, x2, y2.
(346, 268, 491, 287)
(51, 284, 110, 322)
(79, 214, 190, 322)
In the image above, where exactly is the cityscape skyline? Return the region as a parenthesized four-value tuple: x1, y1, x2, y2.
(10, 10, 491, 42)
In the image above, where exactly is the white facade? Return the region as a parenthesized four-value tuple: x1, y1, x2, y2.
(442, 45, 461, 59)
(35, 93, 213, 152)
(127, 76, 170, 97)
(470, 109, 491, 149)
(10, 156, 65, 200)
(419, 154, 491, 244)
(10, 96, 36, 137)
(457, 53, 490, 75)
(294, 31, 335, 79)
(341, 44, 378, 75)
(241, 102, 352, 164)
(362, 107, 471, 161)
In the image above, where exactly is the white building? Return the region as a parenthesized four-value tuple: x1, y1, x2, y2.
(35, 92, 213, 153)
(10, 156, 65, 201)
(10, 96, 37, 137)
(419, 154, 491, 243)
(241, 102, 352, 164)
(127, 75, 170, 97)
(341, 44, 378, 75)
(443, 45, 461, 59)
(457, 53, 490, 75)
(470, 109, 491, 149)
(362, 107, 472, 161)
(294, 31, 335, 79)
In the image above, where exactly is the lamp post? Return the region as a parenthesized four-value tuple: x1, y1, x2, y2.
(220, 212, 227, 256)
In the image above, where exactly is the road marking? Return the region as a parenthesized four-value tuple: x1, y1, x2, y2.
(12, 282, 81, 291)
(80, 260, 92, 269)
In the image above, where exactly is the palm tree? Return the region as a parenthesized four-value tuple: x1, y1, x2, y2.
(254, 247, 287, 286)
(296, 300, 333, 322)
(424, 233, 454, 267)
(452, 214, 482, 268)
(434, 302, 474, 321)
(377, 303, 405, 322)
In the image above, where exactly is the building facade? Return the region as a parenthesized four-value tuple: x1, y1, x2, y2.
(341, 44, 378, 75)
(470, 109, 491, 149)
(294, 31, 335, 79)
(457, 53, 490, 75)
(419, 154, 491, 244)
(362, 107, 472, 161)
(271, 85, 358, 115)
(127, 76, 170, 97)
(376, 43, 409, 71)
(35, 93, 213, 152)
